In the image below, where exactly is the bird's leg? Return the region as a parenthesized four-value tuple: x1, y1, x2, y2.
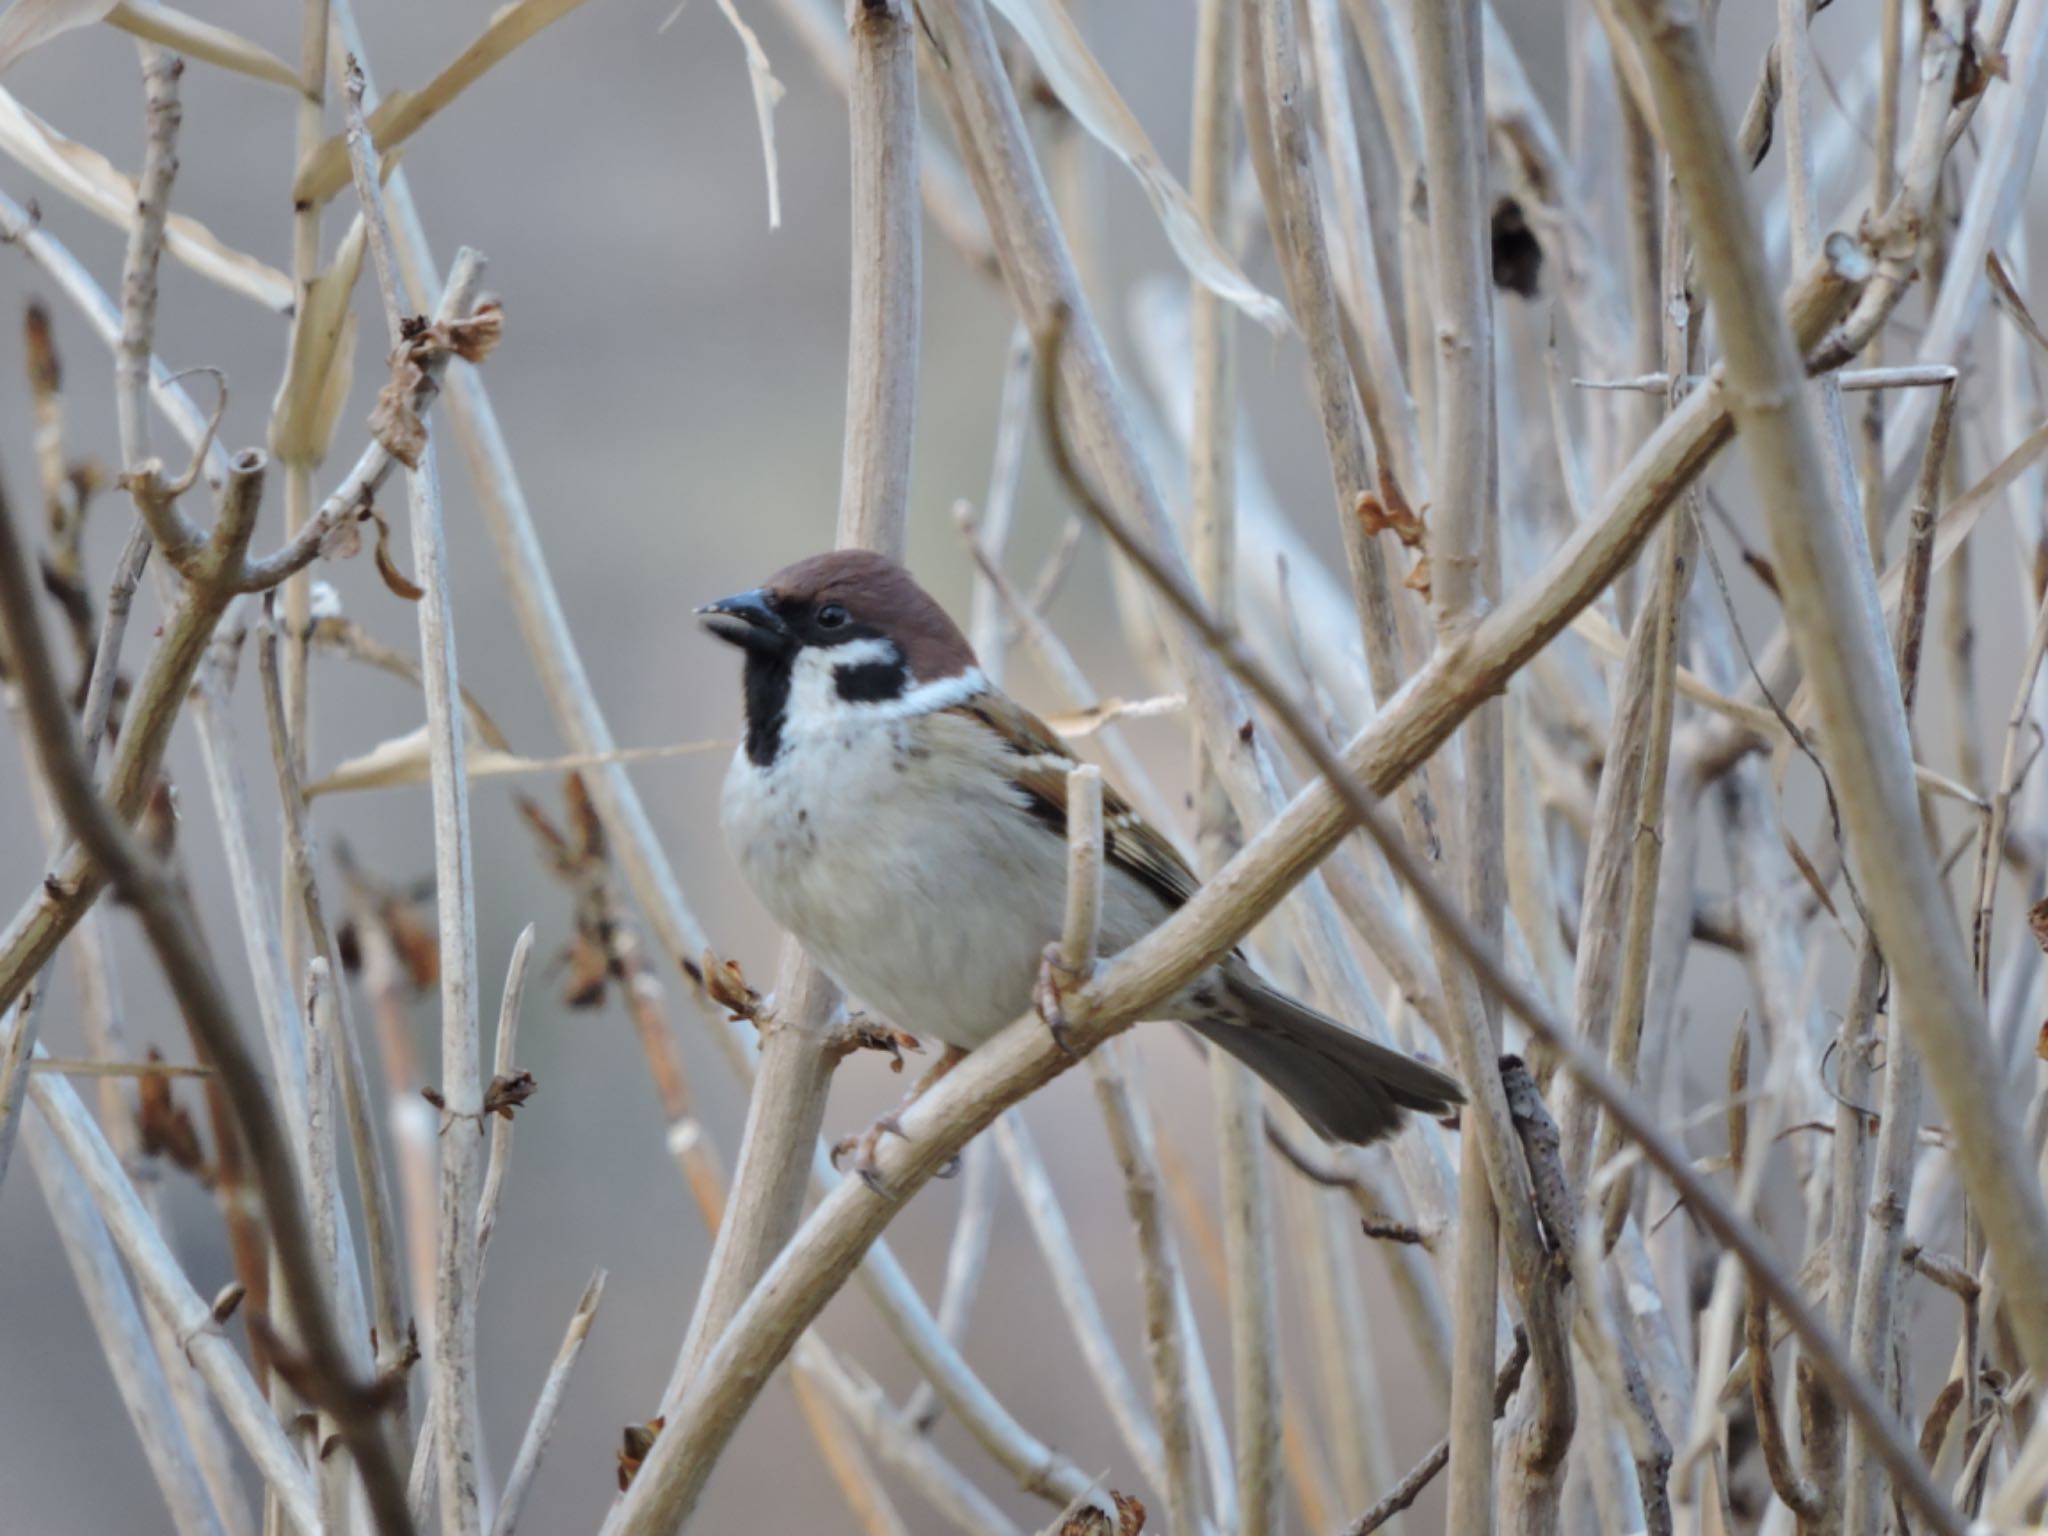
(1033, 942, 1086, 1056)
(831, 1043, 969, 1194)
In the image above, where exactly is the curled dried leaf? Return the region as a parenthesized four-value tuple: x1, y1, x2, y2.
(483, 1069, 538, 1120)
(1054, 1490, 1148, 1535)
(138, 1048, 204, 1173)
(703, 950, 761, 1021)
(1357, 489, 1426, 549)
(617, 1417, 665, 1492)
(369, 509, 425, 602)
(561, 934, 611, 1009)
(385, 898, 441, 992)
(369, 356, 428, 468)
(1920, 1375, 1966, 1464)
(438, 298, 504, 364)
(210, 1281, 247, 1324)
(837, 1018, 923, 1072)
(2028, 896, 2048, 954)
(565, 771, 604, 862)
(24, 298, 58, 394)
(1402, 554, 1432, 600)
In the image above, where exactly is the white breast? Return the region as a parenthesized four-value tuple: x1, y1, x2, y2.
(719, 667, 1166, 1048)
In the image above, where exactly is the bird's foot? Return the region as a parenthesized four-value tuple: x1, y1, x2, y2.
(831, 1112, 908, 1195)
(1033, 943, 1085, 1056)
(832, 1044, 969, 1195)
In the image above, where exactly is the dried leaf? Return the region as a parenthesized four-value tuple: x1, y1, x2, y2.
(1052, 1490, 1147, 1535)
(308, 727, 727, 798)
(209, 1280, 246, 1323)
(1920, 1375, 1966, 1464)
(385, 899, 441, 993)
(23, 297, 57, 394)
(438, 297, 503, 363)
(616, 1417, 664, 1492)
(1357, 490, 1426, 549)
(106, 2, 299, 90)
(1042, 693, 1184, 737)
(561, 935, 610, 1009)
(564, 771, 604, 863)
(369, 357, 429, 470)
(703, 951, 761, 1020)
(0, 0, 114, 75)
(367, 510, 425, 602)
(1783, 831, 1842, 926)
(984, 0, 1284, 332)
(2028, 896, 2048, 954)
(271, 216, 366, 465)
(1734, 563, 1783, 617)
(137, 1048, 204, 1172)
(0, 86, 292, 310)
(1402, 554, 1432, 600)
(483, 1069, 538, 1120)
(838, 1017, 923, 1072)
(2038, 1020, 2048, 1063)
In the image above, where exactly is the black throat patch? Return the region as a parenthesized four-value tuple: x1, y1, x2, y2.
(741, 650, 794, 766)
(740, 650, 909, 766)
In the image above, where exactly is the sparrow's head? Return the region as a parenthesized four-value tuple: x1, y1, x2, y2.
(699, 551, 981, 763)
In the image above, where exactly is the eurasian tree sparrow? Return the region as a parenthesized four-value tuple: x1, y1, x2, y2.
(701, 550, 1462, 1160)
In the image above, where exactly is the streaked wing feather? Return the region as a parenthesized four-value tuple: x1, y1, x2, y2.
(945, 693, 1200, 911)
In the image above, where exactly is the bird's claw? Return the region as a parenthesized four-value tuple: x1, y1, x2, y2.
(831, 1111, 908, 1195)
(1034, 943, 1082, 1057)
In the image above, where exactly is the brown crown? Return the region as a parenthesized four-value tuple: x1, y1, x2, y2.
(762, 550, 978, 682)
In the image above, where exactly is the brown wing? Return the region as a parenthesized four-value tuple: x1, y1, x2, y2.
(944, 693, 1201, 912)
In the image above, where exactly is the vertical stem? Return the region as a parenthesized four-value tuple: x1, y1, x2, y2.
(1412, 0, 1521, 1528)
(668, 0, 922, 1406)
(346, 65, 483, 1530)
(411, 418, 485, 1536)
(282, 0, 329, 780)
(280, 0, 330, 1021)
(1192, 0, 1275, 1530)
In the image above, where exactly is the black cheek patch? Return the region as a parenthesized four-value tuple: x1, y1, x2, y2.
(835, 660, 907, 703)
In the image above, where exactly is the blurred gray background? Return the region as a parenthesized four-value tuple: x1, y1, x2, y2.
(0, 1, 2028, 1533)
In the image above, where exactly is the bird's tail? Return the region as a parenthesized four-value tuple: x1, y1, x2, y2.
(1187, 971, 1464, 1146)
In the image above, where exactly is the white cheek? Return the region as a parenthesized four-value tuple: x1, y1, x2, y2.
(785, 637, 899, 724)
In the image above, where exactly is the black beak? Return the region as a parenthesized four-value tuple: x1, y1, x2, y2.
(697, 588, 790, 654)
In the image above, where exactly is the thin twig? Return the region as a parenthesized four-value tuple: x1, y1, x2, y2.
(1341, 1329, 1532, 1536)
(489, 1269, 605, 1536)
(476, 924, 537, 1264)
(342, 60, 484, 1536)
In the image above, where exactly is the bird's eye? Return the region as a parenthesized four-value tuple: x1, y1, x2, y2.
(816, 603, 849, 630)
